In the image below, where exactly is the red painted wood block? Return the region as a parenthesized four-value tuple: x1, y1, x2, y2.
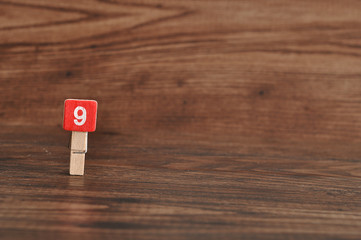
(63, 99, 98, 132)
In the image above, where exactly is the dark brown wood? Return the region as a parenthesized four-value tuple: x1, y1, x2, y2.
(1, 0, 361, 239)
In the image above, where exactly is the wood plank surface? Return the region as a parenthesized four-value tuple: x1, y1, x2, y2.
(1, 0, 361, 239)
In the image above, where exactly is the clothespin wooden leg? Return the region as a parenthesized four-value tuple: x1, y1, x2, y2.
(69, 131, 88, 175)
(70, 151, 85, 175)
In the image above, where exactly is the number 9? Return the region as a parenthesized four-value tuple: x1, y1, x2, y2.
(74, 106, 87, 126)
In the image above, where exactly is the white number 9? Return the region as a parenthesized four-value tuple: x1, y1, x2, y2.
(74, 106, 86, 126)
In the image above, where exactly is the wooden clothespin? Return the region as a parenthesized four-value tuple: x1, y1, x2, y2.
(63, 99, 98, 175)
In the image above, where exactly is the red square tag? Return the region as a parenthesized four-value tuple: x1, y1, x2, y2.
(63, 99, 98, 132)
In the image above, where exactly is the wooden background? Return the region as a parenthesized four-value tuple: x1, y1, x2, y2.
(1, 0, 361, 239)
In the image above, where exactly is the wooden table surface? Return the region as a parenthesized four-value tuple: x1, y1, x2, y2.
(1, 0, 361, 239)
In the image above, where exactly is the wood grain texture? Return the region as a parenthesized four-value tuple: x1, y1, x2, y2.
(1, 0, 361, 239)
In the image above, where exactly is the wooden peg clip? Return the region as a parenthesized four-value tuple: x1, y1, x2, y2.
(70, 131, 88, 175)
(63, 99, 98, 176)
